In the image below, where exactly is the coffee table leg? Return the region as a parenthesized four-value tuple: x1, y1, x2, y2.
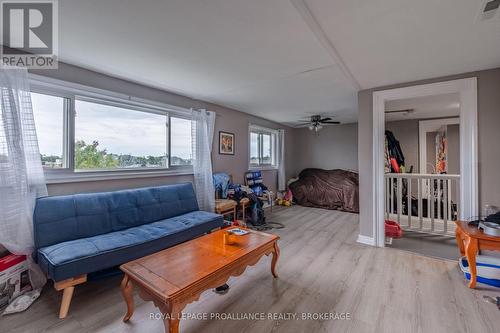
(465, 237, 478, 289)
(271, 241, 280, 278)
(158, 302, 180, 333)
(164, 317, 180, 333)
(120, 274, 135, 321)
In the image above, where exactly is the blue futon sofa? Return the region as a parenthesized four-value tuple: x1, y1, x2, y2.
(33, 183, 223, 318)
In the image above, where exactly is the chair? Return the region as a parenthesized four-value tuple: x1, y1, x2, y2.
(213, 172, 251, 221)
(244, 171, 274, 212)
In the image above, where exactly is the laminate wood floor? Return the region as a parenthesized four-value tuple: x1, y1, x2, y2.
(388, 230, 458, 260)
(1, 206, 499, 333)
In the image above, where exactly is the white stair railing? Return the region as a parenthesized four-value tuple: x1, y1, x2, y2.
(384, 173, 460, 235)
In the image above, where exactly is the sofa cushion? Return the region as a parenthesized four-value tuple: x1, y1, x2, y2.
(37, 211, 223, 281)
(34, 183, 199, 249)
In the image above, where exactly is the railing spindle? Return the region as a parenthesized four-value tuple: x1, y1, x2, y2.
(407, 177, 411, 228)
(437, 179, 441, 224)
(390, 177, 394, 215)
(418, 177, 423, 229)
(447, 179, 452, 221)
(397, 177, 402, 225)
(385, 178, 391, 220)
(443, 179, 448, 233)
(430, 178, 435, 232)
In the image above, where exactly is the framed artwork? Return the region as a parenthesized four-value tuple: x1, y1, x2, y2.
(219, 131, 235, 155)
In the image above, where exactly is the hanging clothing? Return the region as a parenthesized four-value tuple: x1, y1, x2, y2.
(385, 130, 405, 172)
(384, 137, 391, 173)
(213, 172, 231, 199)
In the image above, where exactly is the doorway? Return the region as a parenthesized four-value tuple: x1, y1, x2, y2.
(372, 78, 478, 248)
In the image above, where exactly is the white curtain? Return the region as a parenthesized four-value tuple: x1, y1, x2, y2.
(0, 67, 48, 289)
(277, 129, 286, 191)
(191, 109, 216, 212)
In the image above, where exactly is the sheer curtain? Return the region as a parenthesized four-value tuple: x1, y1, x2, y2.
(277, 129, 286, 191)
(0, 67, 48, 289)
(191, 109, 216, 212)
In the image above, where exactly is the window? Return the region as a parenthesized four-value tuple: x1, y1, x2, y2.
(31, 92, 67, 168)
(261, 133, 272, 164)
(29, 79, 195, 181)
(74, 99, 168, 170)
(170, 117, 192, 166)
(250, 132, 259, 165)
(249, 125, 277, 168)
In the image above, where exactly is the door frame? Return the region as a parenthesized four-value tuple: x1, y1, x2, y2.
(372, 77, 478, 247)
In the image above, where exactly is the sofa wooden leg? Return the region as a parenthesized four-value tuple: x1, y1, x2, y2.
(59, 286, 75, 319)
(54, 274, 87, 319)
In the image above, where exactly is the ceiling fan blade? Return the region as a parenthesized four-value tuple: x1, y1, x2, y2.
(320, 117, 332, 122)
(321, 121, 340, 124)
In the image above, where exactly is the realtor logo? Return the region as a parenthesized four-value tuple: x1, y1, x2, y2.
(1, 0, 58, 68)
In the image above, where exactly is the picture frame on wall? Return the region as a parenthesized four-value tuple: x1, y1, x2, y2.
(219, 131, 235, 155)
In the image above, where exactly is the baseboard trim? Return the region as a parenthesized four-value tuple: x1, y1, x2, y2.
(357, 234, 376, 246)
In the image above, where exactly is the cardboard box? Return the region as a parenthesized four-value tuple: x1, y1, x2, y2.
(0, 254, 32, 309)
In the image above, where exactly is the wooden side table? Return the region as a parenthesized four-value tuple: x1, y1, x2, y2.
(455, 220, 500, 288)
(215, 199, 237, 221)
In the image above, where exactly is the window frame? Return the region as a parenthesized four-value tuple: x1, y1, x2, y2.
(29, 74, 194, 184)
(30, 83, 74, 174)
(248, 124, 278, 170)
(168, 114, 193, 167)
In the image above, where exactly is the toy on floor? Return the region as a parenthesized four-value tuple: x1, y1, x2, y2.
(385, 220, 403, 238)
(276, 190, 293, 207)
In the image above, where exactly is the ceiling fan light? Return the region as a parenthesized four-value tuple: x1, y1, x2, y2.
(308, 125, 314, 131)
(316, 125, 323, 131)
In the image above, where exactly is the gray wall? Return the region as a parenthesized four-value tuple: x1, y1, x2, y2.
(358, 67, 500, 238)
(292, 124, 358, 175)
(31, 63, 297, 195)
(426, 132, 436, 172)
(385, 120, 459, 174)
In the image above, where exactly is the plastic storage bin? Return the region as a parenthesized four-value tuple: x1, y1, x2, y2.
(459, 255, 500, 288)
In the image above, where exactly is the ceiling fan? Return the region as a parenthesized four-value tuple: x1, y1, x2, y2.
(299, 115, 340, 132)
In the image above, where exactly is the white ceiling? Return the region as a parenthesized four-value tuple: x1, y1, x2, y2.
(307, 0, 500, 88)
(58, 0, 500, 125)
(385, 93, 460, 122)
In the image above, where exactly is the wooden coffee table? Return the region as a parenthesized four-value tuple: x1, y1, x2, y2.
(120, 228, 280, 333)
